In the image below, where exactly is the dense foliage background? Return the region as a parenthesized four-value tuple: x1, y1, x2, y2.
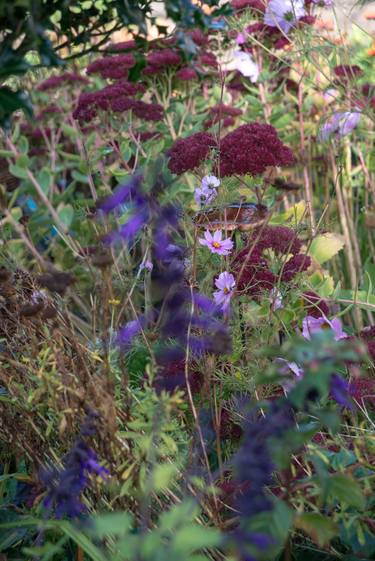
(0, 1, 374, 560)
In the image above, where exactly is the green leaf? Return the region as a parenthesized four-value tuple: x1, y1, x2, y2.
(309, 233, 345, 264)
(93, 513, 132, 538)
(9, 163, 28, 180)
(152, 463, 178, 492)
(270, 201, 306, 226)
(328, 474, 365, 510)
(57, 204, 74, 229)
(37, 168, 53, 195)
(295, 512, 338, 546)
(172, 524, 221, 554)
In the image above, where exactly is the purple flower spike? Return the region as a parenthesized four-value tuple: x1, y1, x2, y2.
(302, 315, 347, 341)
(264, 0, 306, 33)
(99, 174, 143, 213)
(199, 230, 234, 255)
(117, 316, 146, 349)
(213, 271, 236, 310)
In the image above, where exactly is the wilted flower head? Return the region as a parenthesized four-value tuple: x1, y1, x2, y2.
(199, 230, 234, 255)
(319, 111, 361, 141)
(213, 271, 236, 310)
(264, 0, 306, 33)
(233, 51, 259, 82)
(302, 315, 347, 341)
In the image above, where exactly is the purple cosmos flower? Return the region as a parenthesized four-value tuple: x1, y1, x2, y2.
(201, 175, 220, 190)
(194, 187, 217, 207)
(319, 111, 361, 141)
(199, 230, 234, 255)
(213, 271, 236, 310)
(233, 51, 259, 82)
(276, 357, 304, 391)
(264, 0, 306, 33)
(302, 315, 347, 341)
(139, 259, 153, 272)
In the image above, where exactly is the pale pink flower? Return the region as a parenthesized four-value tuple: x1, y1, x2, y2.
(213, 271, 236, 310)
(199, 230, 234, 256)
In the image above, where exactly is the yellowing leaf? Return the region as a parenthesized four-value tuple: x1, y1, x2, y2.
(270, 201, 306, 226)
(309, 233, 345, 264)
(295, 512, 338, 546)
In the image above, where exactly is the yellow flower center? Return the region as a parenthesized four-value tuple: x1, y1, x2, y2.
(223, 287, 229, 294)
(212, 242, 221, 248)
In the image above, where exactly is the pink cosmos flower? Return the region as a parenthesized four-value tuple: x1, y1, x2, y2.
(213, 272, 236, 310)
(302, 315, 347, 341)
(199, 230, 234, 255)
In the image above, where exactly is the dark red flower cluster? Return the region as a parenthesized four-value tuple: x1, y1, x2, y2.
(204, 103, 242, 129)
(86, 54, 135, 79)
(198, 51, 218, 68)
(231, 0, 266, 11)
(232, 226, 309, 297)
(245, 22, 289, 49)
(153, 359, 204, 394)
(176, 67, 198, 81)
(349, 378, 375, 405)
(167, 132, 217, 175)
(144, 49, 182, 75)
(227, 71, 247, 93)
(187, 28, 209, 46)
(35, 104, 63, 121)
(302, 291, 329, 318)
(334, 64, 362, 80)
(359, 326, 375, 362)
(219, 123, 294, 177)
(73, 82, 162, 123)
(106, 40, 137, 52)
(37, 72, 89, 91)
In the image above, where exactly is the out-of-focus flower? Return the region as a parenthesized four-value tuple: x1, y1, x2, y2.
(311, 0, 334, 6)
(233, 51, 259, 82)
(37, 72, 89, 91)
(319, 111, 361, 141)
(270, 288, 283, 311)
(322, 88, 340, 103)
(213, 271, 236, 310)
(199, 231, 234, 255)
(264, 0, 306, 33)
(236, 32, 247, 44)
(276, 357, 304, 391)
(330, 373, 353, 408)
(302, 315, 347, 341)
(334, 64, 362, 80)
(232, 0, 266, 11)
(367, 42, 375, 56)
(86, 54, 135, 79)
(41, 411, 108, 519)
(176, 67, 198, 81)
(139, 259, 153, 272)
